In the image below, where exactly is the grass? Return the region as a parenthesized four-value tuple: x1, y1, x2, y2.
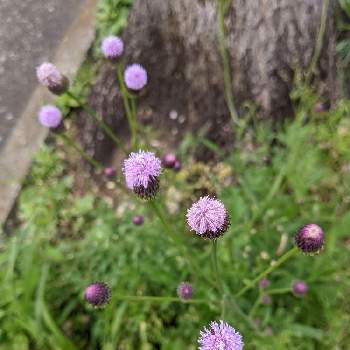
(1, 82, 350, 349)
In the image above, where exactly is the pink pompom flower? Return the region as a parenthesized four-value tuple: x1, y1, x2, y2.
(101, 36, 124, 60)
(38, 105, 62, 129)
(186, 196, 230, 239)
(122, 150, 161, 199)
(124, 64, 148, 91)
(198, 320, 244, 350)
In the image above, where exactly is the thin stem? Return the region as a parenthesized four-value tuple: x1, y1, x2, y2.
(114, 295, 210, 305)
(66, 91, 126, 153)
(55, 132, 128, 194)
(305, 0, 330, 83)
(212, 240, 223, 294)
(56, 133, 102, 169)
(248, 293, 262, 318)
(266, 287, 292, 295)
(116, 64, 138, 150)
(227, 296, 260, 331)
(217, 0, 239, 127)
(130, 97, 139, 149)
(148, 200, 217, 290)
(235, 247, 299, 298)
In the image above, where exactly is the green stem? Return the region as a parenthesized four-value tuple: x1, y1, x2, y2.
(148, 200, 217, 290)
(227, 296, 260, 331)
(55, 133, 128, 194)
(267, 287, 292, 295)
(217, 0, 239, 127)
(66, 91, 126, 153)
(248, 293, 262, 318)
(114, 295, 209, 305)
(130, 97, 139, 148)
(116, 64, 138, 150)
(305, 0, 330, 83)
(235, 247, 299, 298)
(212, 240, 223, 294)
(56, 133, 102, 169)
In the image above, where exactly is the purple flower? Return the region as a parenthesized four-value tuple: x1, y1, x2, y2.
(36, 62, 69, 95)
(198, 320, 244, 350)
(259, 278, 269, 289)
(295, 224, 324, 254)
(84, 282, 110, 307)
(162, 153, 177, 169)
(38, 105, 62, 128)
(104, 167, 116, 178)
(124, 64, 147, 91)
(177, 282, 193, 300)
(174, 160, 181, 172)
(123, 150, 161, 199)
(132, 215, 144, 226)
(292, 280, 308, 296)
(186, 196, 229, 239)
(101, 36, 124, 60)
(261, 294, 271, 305)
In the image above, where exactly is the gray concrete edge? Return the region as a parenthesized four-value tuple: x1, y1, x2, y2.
(0, 0, 98, 226)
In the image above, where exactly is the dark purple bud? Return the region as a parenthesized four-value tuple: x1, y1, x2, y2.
(84, 282, 110, 307)
(173, 160, 181, 172)
(104, 167, 116, 178)
(259, 278, 270, 289)
(295, 224, 324, 254)
(132, 215, 144, 226)
(36, 63, 69, 95)
(292, 280, 308, 296)
(313, 102, 326, 113)
(177, 282, 193, 300)
(162, 153, 177, 169)
(261, 294, 271, 305)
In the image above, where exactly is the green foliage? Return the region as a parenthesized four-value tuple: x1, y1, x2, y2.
(1, 84, 350, 349)
(94, 0, 133, 57)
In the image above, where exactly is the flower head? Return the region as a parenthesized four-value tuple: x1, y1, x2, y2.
(314, 102, 326, 113)
(123, 150, 161, 199)
(174, 160, 181, 172)
(84, 282, 110, 307)
(198, 320, 244, 350)
(259, 278, 269, 289)
(186, 196, 229, 239)
(261, 294, 271, 305)
(101, 36, 124, 60)
(104, 167, 116, 178)
(292, 280, 308, 296)
(124, 64, 147, 91)
(162, 153, 177, 169)
(132, 215, 144, 226)
(36, 62, 68, 95)
(295, 224, 324, 254)
(177, 282, 193, 300)
(38, 105, 62, 128)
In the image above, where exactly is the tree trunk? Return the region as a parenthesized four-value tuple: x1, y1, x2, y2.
(79, 0, 336, 162)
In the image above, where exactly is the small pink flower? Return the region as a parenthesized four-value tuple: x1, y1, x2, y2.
(124, 64, 147, 91)
(177, 282, 193, 300)
(122, 150, 161, 199)
(198, 320, 244, 350)
(38, 105, 62, 129)
(186, 196, 229, 239)
(101, 36, 124, 60)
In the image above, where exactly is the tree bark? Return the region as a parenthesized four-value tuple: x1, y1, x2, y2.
(79, 0, 336, 162)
